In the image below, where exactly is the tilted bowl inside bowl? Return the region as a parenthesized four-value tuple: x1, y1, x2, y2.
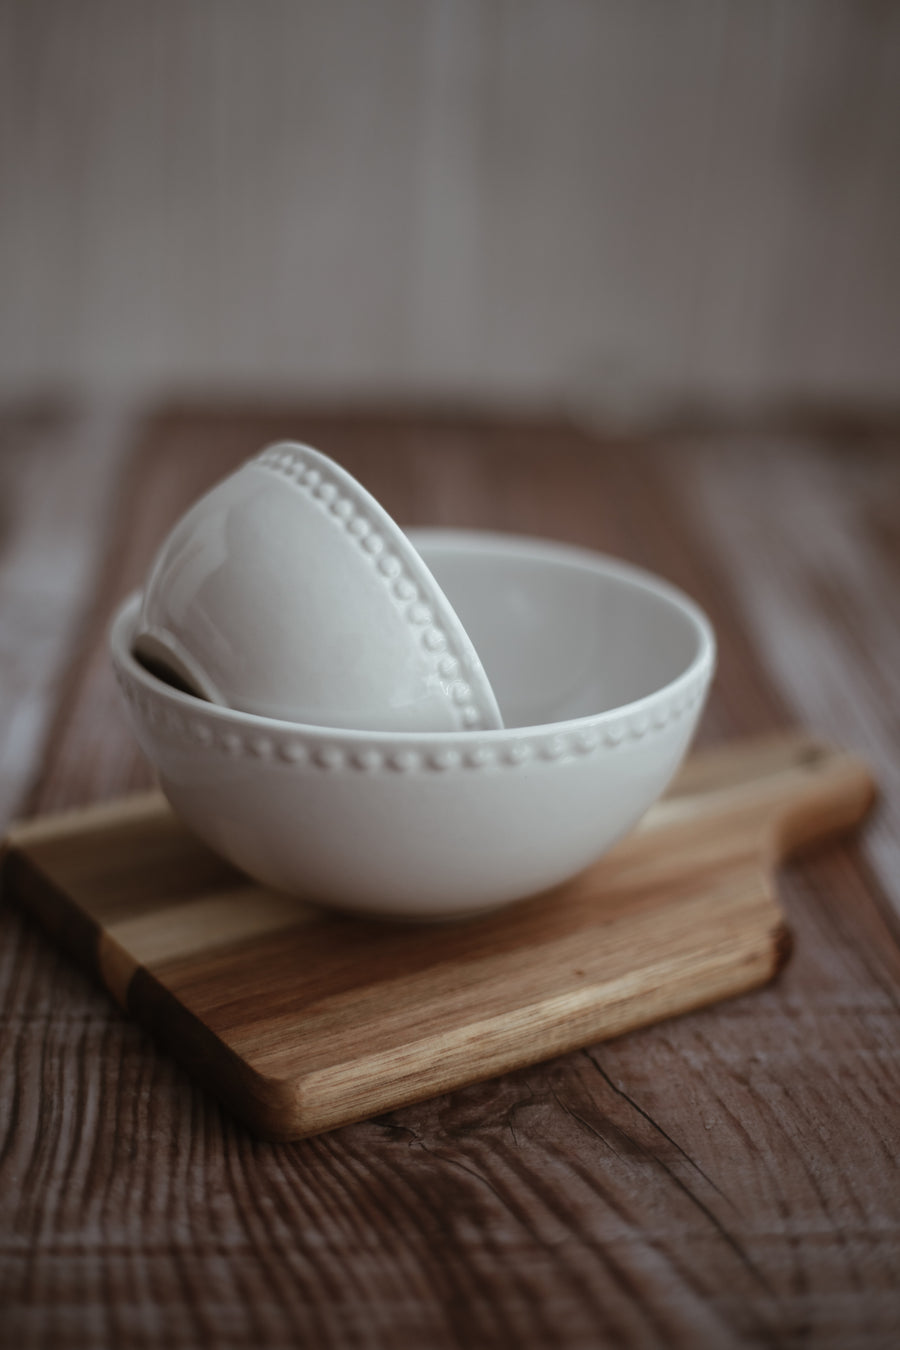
(134, 443, 503, 733)
(111, 531, 716, 920)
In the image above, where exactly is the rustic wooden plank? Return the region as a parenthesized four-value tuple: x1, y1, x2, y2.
(0, 400, 139, 828)
(0, 397, 147, 1188)
(671, 434, 900, 927)
(1, 407, 898, 1348)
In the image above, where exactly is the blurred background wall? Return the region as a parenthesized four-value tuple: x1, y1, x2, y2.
(2, 0, 898, 423)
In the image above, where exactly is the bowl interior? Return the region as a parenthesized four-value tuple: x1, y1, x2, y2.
(117, 531, 713, 739)
(410, 532, 709, 730)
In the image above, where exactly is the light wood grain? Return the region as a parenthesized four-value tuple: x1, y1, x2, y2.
(2, 1, 899, 415)
(4, 734, 872, 1140)
(1, 405, 899, 1348)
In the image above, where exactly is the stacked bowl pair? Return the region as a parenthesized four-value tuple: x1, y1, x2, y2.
(111, 443, 715, 920)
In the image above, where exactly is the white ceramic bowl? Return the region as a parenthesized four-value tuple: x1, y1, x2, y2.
(135, 443, 503, 733)
(112, 531, 715, 920)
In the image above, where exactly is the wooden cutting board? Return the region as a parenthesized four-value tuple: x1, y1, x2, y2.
(1, 733, 874, 1141)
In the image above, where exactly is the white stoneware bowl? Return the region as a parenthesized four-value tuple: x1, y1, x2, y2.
(112, 531, 715, 920)
(135, 443, 503, 733)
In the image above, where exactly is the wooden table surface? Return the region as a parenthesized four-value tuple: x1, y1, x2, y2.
(1, 403, 899, 1349)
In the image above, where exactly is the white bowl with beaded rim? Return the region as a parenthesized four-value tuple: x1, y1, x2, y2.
(111, 530, 716, 920)
(134, 443, 503, 733)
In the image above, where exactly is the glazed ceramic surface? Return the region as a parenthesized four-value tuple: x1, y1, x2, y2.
(135, 443, 503, 733)
(113, 531, 716, 920)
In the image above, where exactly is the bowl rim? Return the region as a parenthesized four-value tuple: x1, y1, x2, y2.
(111, 528, 716, 746)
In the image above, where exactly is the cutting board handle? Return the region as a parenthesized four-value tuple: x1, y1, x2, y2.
(662, 733, 876, 862)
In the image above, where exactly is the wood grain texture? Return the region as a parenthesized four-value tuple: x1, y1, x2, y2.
(4, 735, 872, 1140)
(0, 400, 138, 824)
(2, 1, 899, 414)
(1, 404, 899, 1347)
(673, 436, 900, 923)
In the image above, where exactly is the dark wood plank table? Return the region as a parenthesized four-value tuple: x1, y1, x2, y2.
(1, 403, 899, 1348)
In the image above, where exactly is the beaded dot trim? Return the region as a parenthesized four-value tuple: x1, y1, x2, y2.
(253, 444, 491, 732)
(115, 656, 712, 775)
